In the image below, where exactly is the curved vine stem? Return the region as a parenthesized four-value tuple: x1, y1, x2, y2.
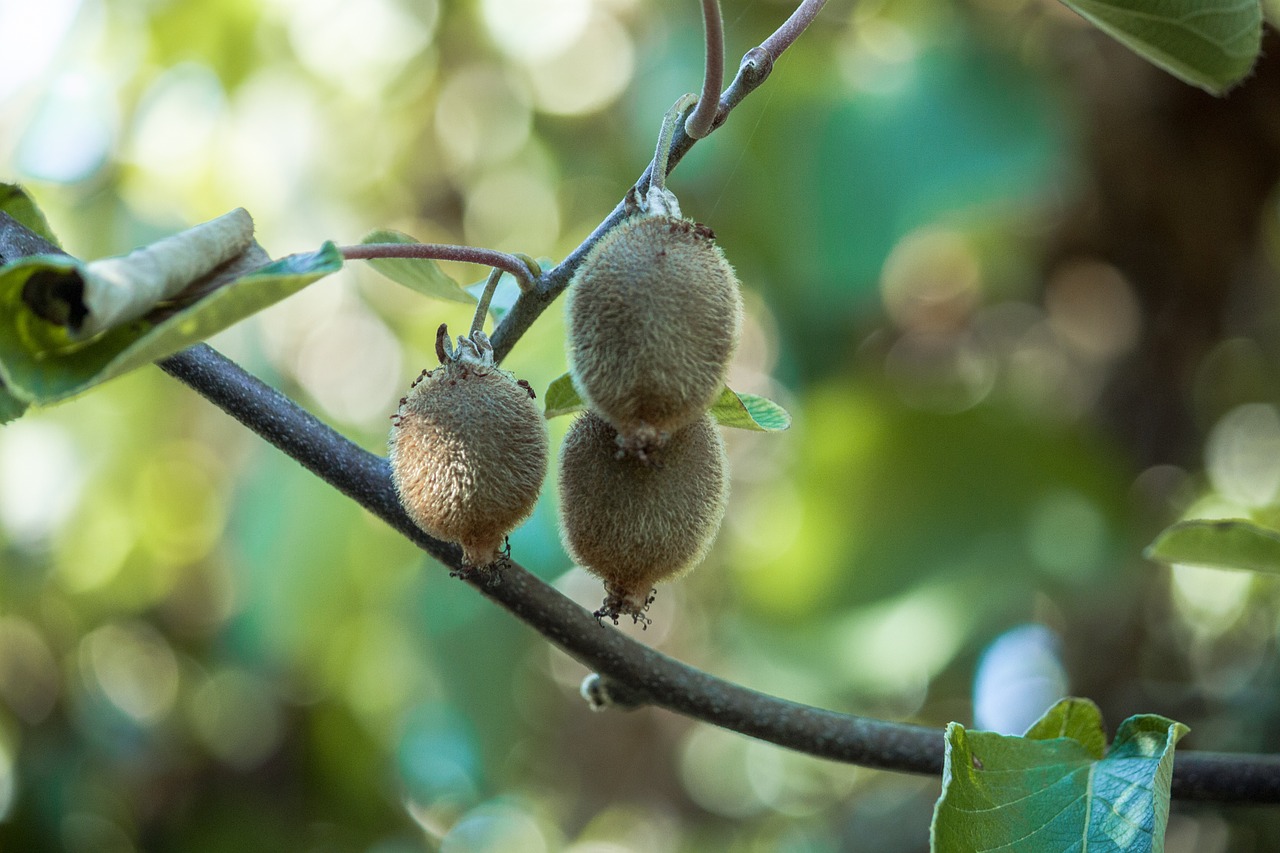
(684, 0, 725, 140)
(340, 242, 535, 293)
(155, 342, 1280, 804)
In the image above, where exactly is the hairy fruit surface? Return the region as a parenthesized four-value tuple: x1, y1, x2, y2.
(389, 326, 548, 570)
(558, 410, 728, 623)
(566, 214, 743, 455)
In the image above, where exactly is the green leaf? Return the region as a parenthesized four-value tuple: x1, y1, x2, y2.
(0, 183, 60, 247)
(0, 243, 342, 405)
(709, 387, 792, 432)
(543, 373, 584, 419)
(932, 699, 1188, 853)
(541, 373, 792, 432)
(0, 380, 27, 425)
(1144, 517, 1280, 575)
(1058, 0, 1262, 94)
(360, 230, 476, 305)
(1023, 697, 1108, 757)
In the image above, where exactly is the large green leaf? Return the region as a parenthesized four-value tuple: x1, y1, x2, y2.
(1145, 517, 1280, 575)
(932, 698, 1187, 853)
(1059, 0, 1261, 94)
(360, 229, 476, 305)
(0, 243, 342, 405)
(541, 372, 791, 431)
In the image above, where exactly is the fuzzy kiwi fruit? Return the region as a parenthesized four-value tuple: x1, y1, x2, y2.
(390, 324, 548, 570)
(565, 204, 743, 457)
(558, 409, 729, 623)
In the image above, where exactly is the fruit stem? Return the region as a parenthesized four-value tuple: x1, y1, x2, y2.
(470, 267, 503, 336)
(650, 93, 699, 198)
(685, 0, 724, 140)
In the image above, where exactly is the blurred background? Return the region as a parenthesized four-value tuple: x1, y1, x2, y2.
(2, 0, 1280, 849)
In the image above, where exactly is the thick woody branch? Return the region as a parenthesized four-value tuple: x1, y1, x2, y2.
(156, 343, 1280, 804)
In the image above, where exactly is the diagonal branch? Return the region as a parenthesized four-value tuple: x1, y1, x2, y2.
(156, 342, 1280, 804)
(488, 0, 828, 363)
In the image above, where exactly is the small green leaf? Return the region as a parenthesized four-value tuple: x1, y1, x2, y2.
(709, 387, 792, 432)
(1145, 517, 1280, 575)
(543, 373, 585, 419)
(541, 374, 792, 432)
(360, 230, 476, 305)
(1059, 0, 1262, 94)
(932, 699, 1188, 853)
(0, 184, 60, 247)
(0, 243, 342, 405)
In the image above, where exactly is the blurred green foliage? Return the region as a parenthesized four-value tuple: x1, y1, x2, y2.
(2, 0, 1279, 851)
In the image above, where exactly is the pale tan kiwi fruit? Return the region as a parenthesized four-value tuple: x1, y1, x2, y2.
(389, 324, 548, 570)
(565, 211, 743, 457)
(558, 409, 729, 624)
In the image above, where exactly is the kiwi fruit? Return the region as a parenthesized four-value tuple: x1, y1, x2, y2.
(558, 409, 729, 623)
(565, 207, 743, 457)
(389, 324, 548, 570)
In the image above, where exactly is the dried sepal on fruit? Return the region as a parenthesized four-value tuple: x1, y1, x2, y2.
(565, 97, 744, 458)
(389, 323, 548, 572)
(558, 410, 729, 624)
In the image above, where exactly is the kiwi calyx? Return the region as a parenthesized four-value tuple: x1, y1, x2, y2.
(624, 183, 682, 220)
(594, 583, 656, 628)
(435, 323, 496, 370)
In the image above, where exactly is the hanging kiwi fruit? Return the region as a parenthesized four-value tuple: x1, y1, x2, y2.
(565, 95, 744, 459)
(558, 410, 729, 624)
(389, 271, 549, 572)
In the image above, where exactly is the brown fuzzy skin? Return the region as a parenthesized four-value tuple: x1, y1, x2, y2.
(389, 360, 548, 569)
(558, 411, 729, 623)
(566, 214, 743, 455)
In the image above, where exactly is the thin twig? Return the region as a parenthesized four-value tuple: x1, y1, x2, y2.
(759, 0, 828, 62)
(685, 0, 725, 139)
(340, 242, 535, 293)
(154, 342, 1280, 804)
